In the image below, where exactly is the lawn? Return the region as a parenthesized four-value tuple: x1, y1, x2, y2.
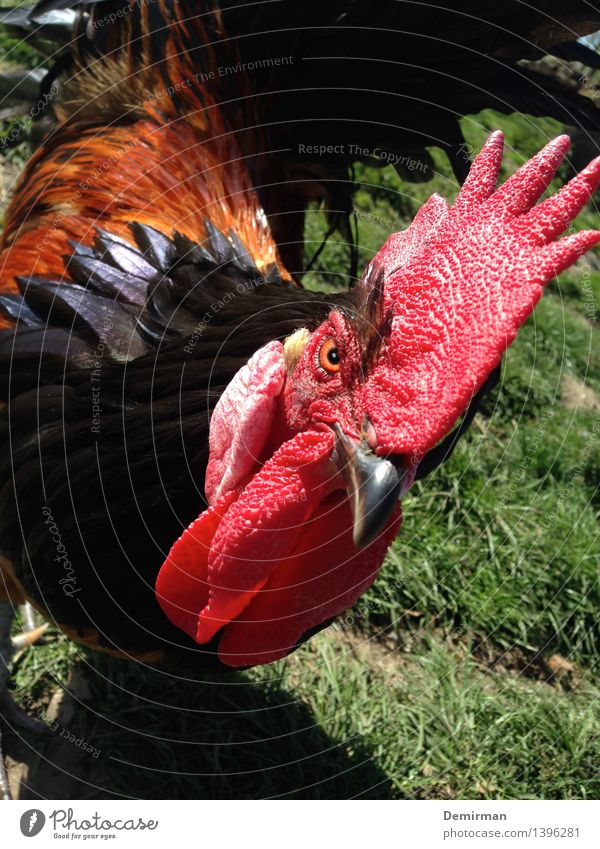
(1, 38, 599, 798)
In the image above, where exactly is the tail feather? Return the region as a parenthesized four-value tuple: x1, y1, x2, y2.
(2, 0, 600, 276)
(0, 67, 47, 105)
(3, 2, 600, 168)
(550, 41, 600, 70)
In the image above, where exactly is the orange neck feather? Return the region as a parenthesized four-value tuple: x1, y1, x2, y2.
(0, 102, 288, 301)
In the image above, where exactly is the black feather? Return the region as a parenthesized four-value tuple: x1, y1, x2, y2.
(0, 295, 44, 326)
(226, 228, 259, 275)
(64, 254, 152, 305)
(129, 222, 178, 274)
(94, 229, 159, 282)
(203, 219, 236, 266)
(551, 41, 600, 70)
(172, 230, 215, 268)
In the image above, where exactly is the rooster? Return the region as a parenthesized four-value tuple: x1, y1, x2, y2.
(0, 0, 599, 798)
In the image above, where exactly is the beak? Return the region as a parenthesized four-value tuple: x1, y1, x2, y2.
(332, 423, 408, 549)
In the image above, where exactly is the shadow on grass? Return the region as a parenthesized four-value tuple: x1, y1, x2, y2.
(9, 652, 393, 800)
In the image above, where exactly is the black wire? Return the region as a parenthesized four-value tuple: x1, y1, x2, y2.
(305, 214, 339, 274)
(305, 165, 359, 283)
(349, 163, 359, 282)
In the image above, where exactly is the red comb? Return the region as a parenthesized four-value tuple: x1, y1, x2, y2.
(362, 132, 600, 458)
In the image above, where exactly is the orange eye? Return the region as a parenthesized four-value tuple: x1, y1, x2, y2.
(318, 338, 340, 374)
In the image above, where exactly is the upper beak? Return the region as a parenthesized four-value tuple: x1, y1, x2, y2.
(332, 423, 409, 549)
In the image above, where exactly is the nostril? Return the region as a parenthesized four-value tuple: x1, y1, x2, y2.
(362, 415, 378, 450)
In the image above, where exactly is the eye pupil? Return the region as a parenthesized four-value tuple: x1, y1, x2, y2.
(319, 338, 341, 374)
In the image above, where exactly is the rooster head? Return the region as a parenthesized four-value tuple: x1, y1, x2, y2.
(156, 132, 600, 667)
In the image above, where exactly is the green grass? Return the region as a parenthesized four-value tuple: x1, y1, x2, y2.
(3, 61, 600, 799)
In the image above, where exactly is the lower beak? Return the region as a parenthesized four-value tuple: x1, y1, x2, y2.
(332, 423, 408, 549)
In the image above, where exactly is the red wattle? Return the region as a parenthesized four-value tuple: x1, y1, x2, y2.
(216, 497, 402, 667)
(196, 428, 336, 643)
(155, 489, 239, 640)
